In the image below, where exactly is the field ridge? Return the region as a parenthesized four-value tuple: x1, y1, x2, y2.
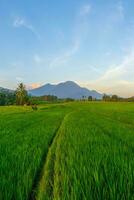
(28, 118, 65, 200)
(36, 112, 74, 200)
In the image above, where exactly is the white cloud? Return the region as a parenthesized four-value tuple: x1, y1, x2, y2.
(13, 17, 25, 27)
(102, 1, 125, 34)
(16, 77, 23, 82)
(27, 83, 41, 90)
(34, 54, 42, 64)
(99, 51, 134, 82)
(111, 1, 125, 22)
(49, 40, 80, 68)
(116, 1, 124, 20)
(84, 51, 134, 97)
(105, 52, 111, 56)
(57, 30, 64, 40)
(13, 16, 40, 39)
(49, 4, 91, 68)
(80, 4, 91, 16)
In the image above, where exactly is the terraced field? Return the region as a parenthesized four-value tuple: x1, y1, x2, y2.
(0, 102, 134, 200)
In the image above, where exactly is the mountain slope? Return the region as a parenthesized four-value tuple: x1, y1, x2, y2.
(29, 81, 102, 99)
(0, 87, 13, 94)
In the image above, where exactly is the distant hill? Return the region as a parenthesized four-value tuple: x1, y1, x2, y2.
(29, 81, 103, 99)
(0, 87, 13, 94)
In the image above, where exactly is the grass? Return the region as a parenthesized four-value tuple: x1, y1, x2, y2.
(0, 104, 70, 200)
(36, 102, 134, 200)
(0, 102, 134, 200)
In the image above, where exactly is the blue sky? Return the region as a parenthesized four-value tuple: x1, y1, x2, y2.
(0, 0, 134, 97)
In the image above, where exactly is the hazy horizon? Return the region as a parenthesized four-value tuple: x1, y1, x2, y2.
(0, 0, 134, 97)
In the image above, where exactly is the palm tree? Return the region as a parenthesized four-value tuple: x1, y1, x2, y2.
(16, 83, 28, 105)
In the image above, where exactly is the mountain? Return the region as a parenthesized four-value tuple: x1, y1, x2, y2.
(29, 81, 103, 99)
(0, 87, 13, 94)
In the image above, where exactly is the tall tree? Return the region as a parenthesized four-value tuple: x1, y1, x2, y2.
(0, 93, 6, 105)
(88, 96, 93, 101)
(16, 83, 28, 105)
(103, 94, 111, 101)
(111, 95, 119, 102)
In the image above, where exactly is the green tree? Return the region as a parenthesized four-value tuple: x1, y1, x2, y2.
(111, 95, 119, 102)
(0, 93, 6, 105)
(6, 93, 16, 105)
(88, 96, 93, 101)
(103, 94, 111, 101)
(16, 83, 28, 105)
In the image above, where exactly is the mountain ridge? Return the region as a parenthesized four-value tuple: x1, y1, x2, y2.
(29, 81, 103, 99)
(0, 87, 13, 94)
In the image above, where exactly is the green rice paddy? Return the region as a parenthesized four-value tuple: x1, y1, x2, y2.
(0, 102, 134, 200)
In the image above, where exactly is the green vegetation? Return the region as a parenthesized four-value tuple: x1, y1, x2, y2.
(37, 102, 134, 200)
(0, 92, 16, 105)
(0, 104, 70, 200)
(0, 102, 134, 200)
(16, 83, 29, 105)
(103, 94, 134, 102)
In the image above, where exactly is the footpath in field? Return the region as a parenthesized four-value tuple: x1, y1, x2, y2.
(36, 103, 134, 200)
(36, 112, 73, 200)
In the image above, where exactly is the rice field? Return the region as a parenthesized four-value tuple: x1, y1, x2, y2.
(0, 102, 134, 200)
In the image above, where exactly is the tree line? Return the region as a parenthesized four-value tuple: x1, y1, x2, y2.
(0, 83, 28, 106)
(0, 83, 59, 106)
(102, 94, 134, 102)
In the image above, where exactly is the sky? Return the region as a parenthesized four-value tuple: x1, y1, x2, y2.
(0, 0, 134, 97)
